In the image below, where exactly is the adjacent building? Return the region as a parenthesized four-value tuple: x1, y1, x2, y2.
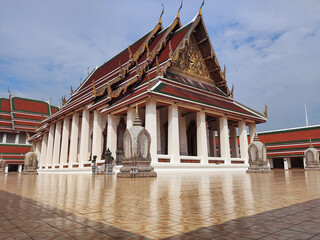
(259, 125, 320, 170)
(0, 95, 58, 172)
(30, 9, 267, 172)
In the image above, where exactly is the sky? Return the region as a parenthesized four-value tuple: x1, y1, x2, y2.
(0, 0, 319, 132)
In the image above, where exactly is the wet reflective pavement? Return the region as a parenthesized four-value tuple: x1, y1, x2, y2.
(0, 170, 320, 239)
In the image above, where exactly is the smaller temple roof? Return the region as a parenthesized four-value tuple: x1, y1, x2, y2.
(0, 95, 58, 133)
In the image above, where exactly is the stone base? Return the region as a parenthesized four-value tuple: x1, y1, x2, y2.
(22, 170, 38, 175)
(305, 166, 320, 171)
(246, 167, 271, 173)
(117, 171, 157, 178)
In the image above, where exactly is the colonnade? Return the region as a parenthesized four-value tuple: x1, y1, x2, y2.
(35, 100, 257, 170)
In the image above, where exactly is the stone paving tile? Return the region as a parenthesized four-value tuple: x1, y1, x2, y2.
(0, 171, 320, 239)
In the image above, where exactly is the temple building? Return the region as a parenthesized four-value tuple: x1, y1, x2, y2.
(258, 125, 320, 170)
(0, 95, 58, 172)
(30, 7, 267, 173)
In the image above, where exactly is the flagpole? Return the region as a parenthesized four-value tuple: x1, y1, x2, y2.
(304, 104, 309, 126)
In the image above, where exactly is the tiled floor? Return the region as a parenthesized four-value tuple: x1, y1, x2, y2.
(0, 169, 320, 239)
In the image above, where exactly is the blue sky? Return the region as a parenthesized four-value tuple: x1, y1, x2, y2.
(0, 0, 319, 131)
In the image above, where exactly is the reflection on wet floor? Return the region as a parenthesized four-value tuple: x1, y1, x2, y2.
(0, 170, 320, 239)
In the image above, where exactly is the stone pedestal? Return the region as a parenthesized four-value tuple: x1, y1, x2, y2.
(0, 159, 6, 174)
(247, 133, 271, 173)
(117, 107, 157, 178)
(22, 151, 38, 175)
(304, 141, 320, 171)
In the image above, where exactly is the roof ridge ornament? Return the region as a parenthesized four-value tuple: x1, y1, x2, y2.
(176, 0, 183, 19)
(264, 105, 268, 119)
(159, 4, 164, 25)
(128, 45, 133, 60)
(199, 0, 205, 16)
(70, 86, 74, 95)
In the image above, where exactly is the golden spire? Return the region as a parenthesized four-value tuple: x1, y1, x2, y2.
(264, 105, 268, 119)
(70, 86, 74, 95)
(92, 80, 96, 97)
(199, 0, 205, 16)
(176, 0, 183, 19)
(158, 4, 164, 24)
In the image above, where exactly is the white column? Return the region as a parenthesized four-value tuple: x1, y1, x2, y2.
(168, 104, 180, 163)
(179, 114, 188, 156)
(52, 120, 62, 166)
(59, 117, 70, 167)
(126, 107, 134, 129)
(3, 133, 7, 143)
(287, 158, 292, 169)
(219, 116, 231, 163)
(145, 100, 157, 163)
(284, 158, 289, 170)
(249, 123, 256, 143)
(239, 121, 249, 163)
(197, 111, 208, 164)
(107, 114, 118, 157)
(79, 108, 90, 167)
(5, 165, 8, 173)
(18, 164, 22, 172)
(156, 109, 161, 154)
(45, 124, 55, 168)
(69, 112, 80, 167)
(230, 126, 239, 158)
(15, 133, 19, 144)
(269, 158, 274, 168)
(92, 110, 103, 161)
(40, 133, 48, 168)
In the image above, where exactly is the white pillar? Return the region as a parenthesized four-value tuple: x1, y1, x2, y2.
(15, 134, 19, 144)
(219, 116, 230, 163)
(59, 117, 70, 167)
(79, 108, 90, 167)
(156, 109, 161, 154)
(179, 114, 188, 156)
(52, 120, 62, 166)
(69, 112, 80, 167)
(249, 123, 256, 143)
(45, 124, 55, 168)
(40, 133, 48, 168)
(92, 110, 103, 161)
(126, 107, 134, 129)
(145, 100, 157, 164)
(239, 121, 249, 163)
(230, 126, 239, 158)
(3, 133, 7, 143)
(284, 158, 289, 170)
(5, 165, 8, 173)
(287, 158, 291, 169)
(35, 141, 41, 159)
(197, 111, 208, 164)
(107, 114, 118, 157)
(18, 164, 22, 173)
(168, 104, 180, 163)
(269, 158, 274, 168)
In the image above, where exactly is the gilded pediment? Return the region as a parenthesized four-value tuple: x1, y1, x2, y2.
(172, 36, 211, 80)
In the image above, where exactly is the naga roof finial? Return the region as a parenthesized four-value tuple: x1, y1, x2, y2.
(70, 86, 74, 95)
(176, 0, 183, 19)
(158, 4, 164, 24)
(199, 0, 205, 16)
(264, 105, 268, 119)
(128, 45, 133, 60)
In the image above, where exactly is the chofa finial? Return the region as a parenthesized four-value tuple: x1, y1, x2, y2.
(264, 105, 268, 119)
(176, 0, 183, 19)
(159, 4, 164, 24)
(199, 0, 205, 16)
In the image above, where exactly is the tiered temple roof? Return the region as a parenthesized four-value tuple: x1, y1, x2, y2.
(0, 96, 58, 133)
(39, 8, 265, 132)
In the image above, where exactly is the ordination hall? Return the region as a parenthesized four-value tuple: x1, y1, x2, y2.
(29, 6, 266, 173)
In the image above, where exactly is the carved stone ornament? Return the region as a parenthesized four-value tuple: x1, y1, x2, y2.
(172, 36, 211, 80)
(22, 147, 38, 175)
(304, 141, 320, 171)
(247, 133, 271, 173)
(0, 158, 6, 174)
(117, 107, 157, 178)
